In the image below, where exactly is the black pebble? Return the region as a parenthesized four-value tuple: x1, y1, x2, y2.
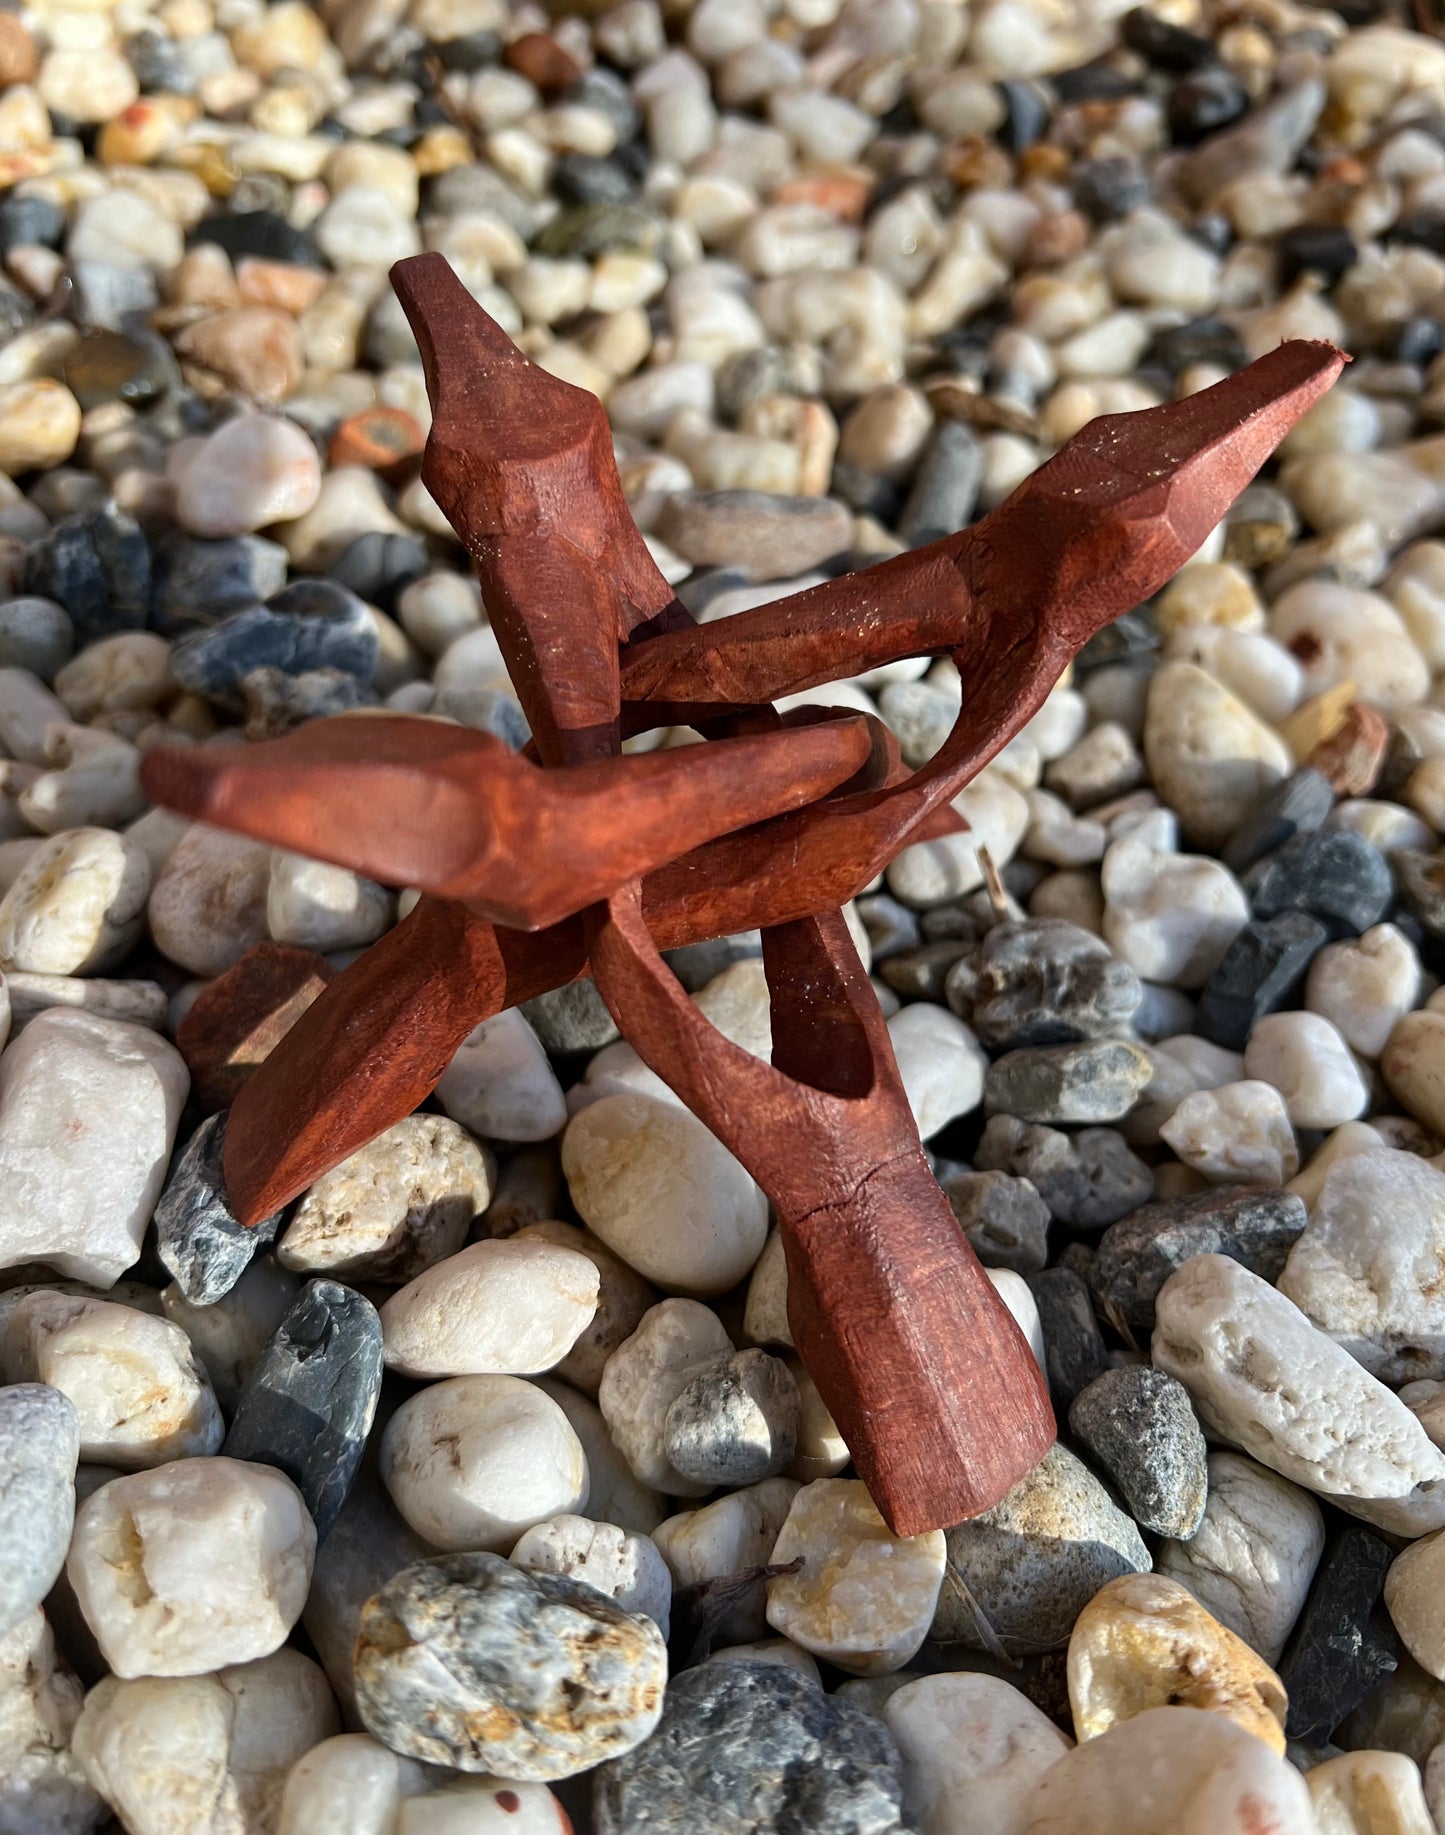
(1244, 829, 1393, 938)
(1220, 767, 1335, 874)
(224, 1279, 384, 1541)
(1121, 5, 1216, 68)
(150, 531, 289, 635)
(1279, 1523, 1400, 1743)
(154, 1112, 282, 1306)
(23, 503, 152, 644)
(326, 532, 430, 611)
(1071, 155, 1152, 221)
(190, 209, 327, 270)
(1277, 224, 1359, 289)
(169, 598, 380, 709)
(1168, 67, 1249, 145)
(0, 193, 64, 253)
(1027, 1266, 1109, 1412)
(432, 28, 502, 70)
(1195, 911, 1330, 1052)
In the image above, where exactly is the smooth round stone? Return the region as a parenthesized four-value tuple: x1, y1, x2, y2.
(1158, 1081, 1299, 1185)
(355, 1552, 665, 1780)
(74, 1649, 338, 1835)
(1068, 1573, 1287, 1753)
(1306, 1750, 1436, 1835)
(435, 1009, 568, 1142)
(1068, 1366, 1207, 1538)
(595, 1659, 908, 1833)
(1153, 1256, 1445, 1537)
(267, 851, 394, 953)
(599, 1298, 734, 1497)
(0, 380, 81, 476)
(882, 1674, 1071, 1835)
(1243, 1011, 1369, 1130)
(279, 1114, 495, 1284)
(0, 596, 72, 680)
(1268, 580, 1430, 711)
(1279, 1150, 1445, 1384)
(653, 1478, 801, 1645)
(0, 1606, 103, 1835)
(886, 1003, 987, 1138)
(0, 1383, 79, 1639)
(175, 415, 322, 539)
(936, 1444, 1150, 1656)
(1383, 1011, 1445, 1136)
(1046, 722, 1145, 810)
(514, 1219, 656, 1399)
(222, 1280, 383, 1541)
(1387, 1530, 1445, 1682)
(381, 1374, 588, 1552)
(887, 773, 1030, 905)
(510, 1515, 671, 1638)
(1157, 1451, 1324, 1666)
(3, 1291, 221, 1468)
(277, 1733, 432, 1835)
(1143, 662, 1290, 848)
(535, 1377, 665, 1537)
(379, 1239, 599, 1378)
(765, 1479, 945, 1677)
(54, 631, 170, 722)
(0, 826, 150, 976)
(67, 1456, 316, 1678)
(563, 1092, 768, 1296)
(1102, 837, 1249, 988)
(1304, 924, 1421, 1060)
(664, 1347, 798, 1488)
(148, 826, 273, 978)
(1023, 1705, 1317, 1834)
(0, 1010, 189, 1289)
(398, 1778, 570, 1834)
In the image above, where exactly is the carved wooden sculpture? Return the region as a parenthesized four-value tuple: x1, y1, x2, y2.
(142, 252, 1344, 1535)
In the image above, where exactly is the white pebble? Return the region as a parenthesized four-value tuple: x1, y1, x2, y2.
(1159, 1081, 1298, 1185)
(510, 1514, 672, 1637)
(380, 1374, 588, 1553)
(379, 1239, 599, 1378)
(278, 1733, 431, 1835)
(1244, 1012, 1368, 1129)
(1306, 924, 1422, 1059)
(147, 826, 272, 978)
(887, 772, 1029, 906)
(175, 415, 321, 539)
(598, 1298, 733, 1496)
(0, 826, 150, 976)
(1102, 837, 1248, 989)
(887, 1004, 986, 1139)
(883, 1673, 1072, 1835)
(1143, 662, 1290, 848)
(67, 1457, 316, 1678)
(653, 1477, 800, 1643)
(267, 851, 394, 953)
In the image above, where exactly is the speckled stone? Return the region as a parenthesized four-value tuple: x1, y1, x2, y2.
(935, 1443, 1151, 1656)
(984, 1040, 1152, 1126)
(153, 1111, 282, 1305)
(663, 1348, 798, 1489)
(1069, 1365, 1208, 1537)
(1093, 1186, 1307, 1332)
(0, 1383, 79, 1638)
(222, 1279, 383, 1541)
(976, 1116, 1153, 1228)
(355, 1553, 667, 1781)
(593, 1659, 910, 1835)
(948, 917, 1144, 1048)
(169, 598, 379, 710)
(939, 1167, 1051, 1274)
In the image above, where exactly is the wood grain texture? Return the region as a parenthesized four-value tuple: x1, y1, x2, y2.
(139, 253, 1347, 1534)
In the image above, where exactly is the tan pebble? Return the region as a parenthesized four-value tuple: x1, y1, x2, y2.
(1306, 1748, 1437, 1835)
(235, 258, 329, 316)
(173, 308, 303, 403)
(1382, 1011, 1445, 1137)
(1067, 1572, 1288, 1754)
(1281, 680, 1358, 762)
(0, 380, 80, 476)
(0, 14, 38, 85)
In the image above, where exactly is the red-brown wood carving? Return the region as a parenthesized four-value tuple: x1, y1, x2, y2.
(141, 251, 1344, 1535)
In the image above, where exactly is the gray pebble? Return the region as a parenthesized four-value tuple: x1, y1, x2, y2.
(898, 421, 982, 546)
(594, 1659, 911, 1835)
(938, 1166, 1051, 1274)
(1093, 1185, 1307, 1333)
(355, 1552, 667, 1780)
(153, 1111, 282, 1306)
(1028, 1266, 1110, 1412)
(935, 1443, 1150, 1655)
(520, 977, 620, 1054)
(1069, 1365, 1208, 1538)
(0, 1383, 80, 1639)
(655, 491, 851, 584)
(975, 1117, 1153, 1227)
(948, 917, 1143, 1049)
(1219, 767, 1333, 875)
(879, 940, 973, 1000)
(984, 1040, 1152, 1125)
(663, 1348, 799, 1489)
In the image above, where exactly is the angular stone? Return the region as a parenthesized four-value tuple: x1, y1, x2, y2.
(935, 1444, 1151, 1656)
(0, 1384, 79, 1639)
(1244, 830, 1393, 938)
(149, 531, 289, 635)
(1093, 1185, 1306, 1333)
(354, 1552, 666, 1780)
(1278, 1524, 1400, 1743)
(1067, 1573, 1288, 1752)
(175, 941, 334, 1112)
(161, 1255, 299, 1415)
(1195, 912, 1330, 1053)
(223, 1279, 383, 1541)
(984, 1039, 1152, 1126)
(169, 599, 379, 710)
(976, 1116, 1153, 1228)
(594, 1660, 910, 1834)
(1069, 1366, 1207, 1538)
(154, 1111, 282, 1305)
(950, 917, 1144, 1048)
(939, 1167, 1051, 1274)
(1028, 1266, 1110, 1412)
(1220, 767, 1335, 874)
(510, 1516, 671, 1640)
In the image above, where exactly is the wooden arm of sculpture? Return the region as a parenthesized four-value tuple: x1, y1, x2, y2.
(139, 710, 877, 931)
(587, 886, 1054, 1534)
